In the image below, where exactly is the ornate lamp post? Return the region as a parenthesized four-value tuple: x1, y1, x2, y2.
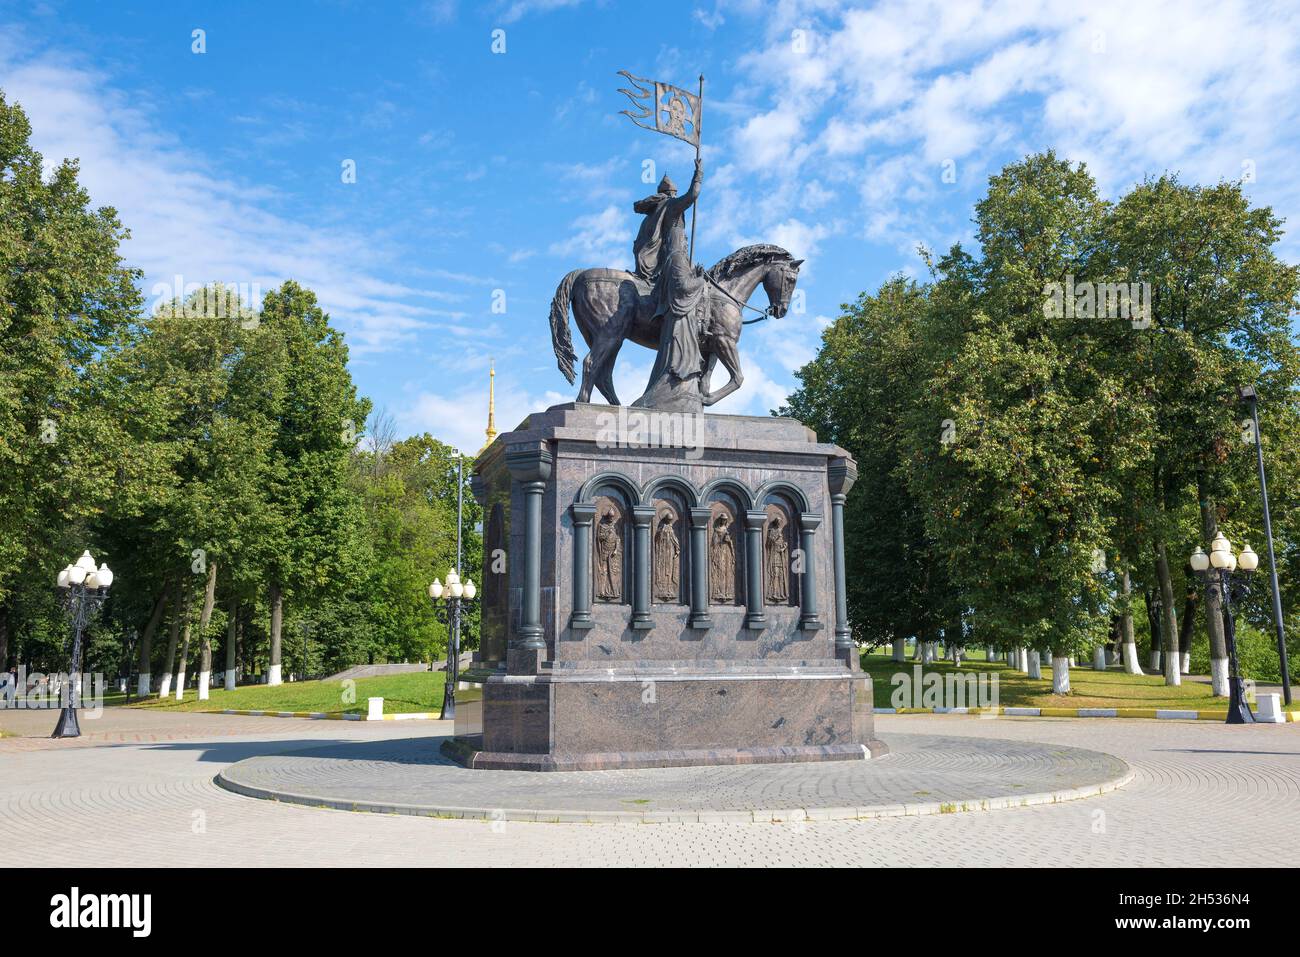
(1189, 533, 1258, 724)
(1238, 385, 1292, 704)
(53, 550, 115, 738)
(429, 569, 476, 720)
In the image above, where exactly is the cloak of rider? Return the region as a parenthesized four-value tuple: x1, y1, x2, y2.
(634, 162, 705, 384)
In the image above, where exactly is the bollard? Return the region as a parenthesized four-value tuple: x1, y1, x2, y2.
(1256, 693, 1285, 723)
(367, 696, 384, 721)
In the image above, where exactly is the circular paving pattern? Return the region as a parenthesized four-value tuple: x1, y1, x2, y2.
(215, 732, 1133, 823)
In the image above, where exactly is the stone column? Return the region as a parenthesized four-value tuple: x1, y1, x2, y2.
(569, 503, 595, 631)
(744, 509, 768, 631)
(631, 505, 655, 630)
(505, 444, 552, 669)
(688, 507, 712, 629)
(828, 457, 858, 664)
(798, 512, 823, 631)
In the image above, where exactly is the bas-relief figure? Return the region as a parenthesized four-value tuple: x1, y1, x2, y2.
(709, 511, 736, 603)
(652, 511, 681, 602)
(765, 513, 790, 604)
(595, 507, 623, 602)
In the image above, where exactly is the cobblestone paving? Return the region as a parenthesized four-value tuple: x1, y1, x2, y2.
(2, 708, 1296, 866)
(215, 733, 1129, 821)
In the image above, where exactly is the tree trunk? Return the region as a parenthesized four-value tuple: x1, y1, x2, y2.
(158, 578, 184, 698)
(197, 562, 218, 700)
(1120, 569, 1142, 674)
(268, 581, 283, 686)
(1052, 655, 1070, 693)
(1153, 541, 1181, 686)
(891, 638, 905, 662)
(1092, 644, 1107, 670)
(1027, 649, 1041, 679)
(1178, 580, 1197, 677)
(136, 586, 169, 696)
(224, 598, 238, 691)
(174, 581, 194, 701)
(0, 600, 10, 673)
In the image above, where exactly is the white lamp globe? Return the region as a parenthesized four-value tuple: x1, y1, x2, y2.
(57, 567, 71, 588)
(1222, 550, 1238, 572)
(85, 570, 101, 589)
(449, 579, 464, 598)
(1189, 547, 1210, 572)
(463, 579, 476, 600)
(68, 564, 87, 585)
(446, 569, 460, 586)
(429, 579, 443, 599)
(97, 563, 114, 588)
(1238, 545, 1258, 572)
(76, 550, 97, 571)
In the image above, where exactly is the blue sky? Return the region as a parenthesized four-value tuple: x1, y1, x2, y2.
(4, 0, 1299, 452)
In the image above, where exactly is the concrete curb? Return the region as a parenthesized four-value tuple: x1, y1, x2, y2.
(205, 707, 444, 722)
(875, 706, 1299, 722)
(214, 762, 1136, 825)
(216, 709, 363, 721)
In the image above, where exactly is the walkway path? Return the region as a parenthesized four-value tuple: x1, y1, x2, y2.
(2, 708, 1295, 866)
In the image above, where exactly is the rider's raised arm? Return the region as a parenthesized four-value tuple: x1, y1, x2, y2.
(668, 157, 703, 218)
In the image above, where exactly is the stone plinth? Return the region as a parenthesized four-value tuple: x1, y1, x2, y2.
(450, 402, 883, 771)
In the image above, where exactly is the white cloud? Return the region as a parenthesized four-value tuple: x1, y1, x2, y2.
(0, 50, 461, 358)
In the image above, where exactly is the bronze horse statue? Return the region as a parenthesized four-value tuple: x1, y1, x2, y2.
(548, 244, 802, 407)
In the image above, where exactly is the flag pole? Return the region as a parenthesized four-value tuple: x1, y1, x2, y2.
(689, 74, 703, 261)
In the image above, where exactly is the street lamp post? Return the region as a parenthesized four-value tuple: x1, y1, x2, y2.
(1190, 534, 1258, 724)
(53, 550, 115, 738)
(429, 569, 476, 720)
(1238, 385, 1292, 705)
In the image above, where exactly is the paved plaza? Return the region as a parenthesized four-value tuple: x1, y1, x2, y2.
(2, 707, 1296, 866)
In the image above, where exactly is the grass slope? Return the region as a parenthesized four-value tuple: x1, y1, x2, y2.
(863, 652, 1299, 711)
(116, 670, 446, 715)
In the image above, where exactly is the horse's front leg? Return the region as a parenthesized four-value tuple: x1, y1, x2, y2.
(702, 335, 743, 406)
(700, 353, 718, 398)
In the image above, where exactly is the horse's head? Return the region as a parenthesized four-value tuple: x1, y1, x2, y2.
(762, 257, 804, 318)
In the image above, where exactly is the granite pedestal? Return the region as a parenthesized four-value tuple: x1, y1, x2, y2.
(447, 402, 884, 771)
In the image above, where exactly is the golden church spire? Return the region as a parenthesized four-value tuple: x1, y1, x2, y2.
(481, 359, 497, 452)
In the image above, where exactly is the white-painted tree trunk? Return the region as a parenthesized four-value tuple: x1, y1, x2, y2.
(1149, 649, 1161, 671)
(1018, 647, 1029, 671)
(174, 665, 186, 700)
(1052, 656, 1071, 694)
(1027, 650, 1041, 679)
(137, 672, 151, 696)
(1122, 641, 1142, 675)
(1163, 649, 1181, 686)
(158, 672, 172, 697)
(198, 670, 210, 700)
(1093, 646, 1107, 671)
(892, 639, 906, 662)
(986, 646, 997, 661)
(1180, 651, 1191, 674)
(267, 663, 282, 686)
(951, 645, 961, 665)
(1210, 658, 1228, 697)
(225, 668, 236, 691)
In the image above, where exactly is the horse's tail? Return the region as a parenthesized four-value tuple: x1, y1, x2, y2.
(549, 269, 583, 384)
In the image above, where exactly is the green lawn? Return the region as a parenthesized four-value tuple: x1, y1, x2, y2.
(117, 670, 446, 715)
(863, 652, 1300, 711)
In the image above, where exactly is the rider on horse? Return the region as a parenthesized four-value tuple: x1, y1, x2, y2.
(635, 157, 706, 405)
